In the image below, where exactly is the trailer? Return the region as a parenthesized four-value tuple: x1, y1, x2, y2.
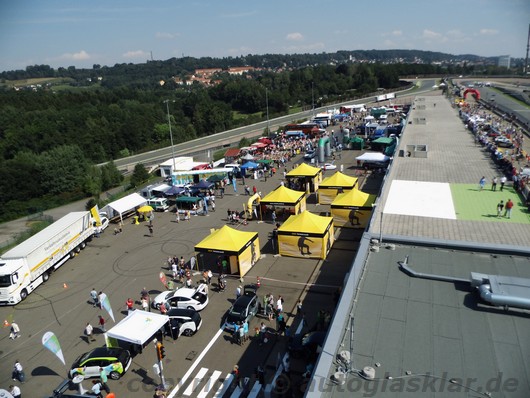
(0, 212, 94, 305)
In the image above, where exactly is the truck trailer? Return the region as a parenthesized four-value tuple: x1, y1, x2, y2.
(0, 211, 94, 305)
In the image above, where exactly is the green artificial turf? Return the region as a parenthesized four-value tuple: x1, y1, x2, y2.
(450, 184, 530, 223)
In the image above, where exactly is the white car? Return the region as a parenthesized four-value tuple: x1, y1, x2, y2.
(152, 284, 208, 311)
(321, 163, 337, 171)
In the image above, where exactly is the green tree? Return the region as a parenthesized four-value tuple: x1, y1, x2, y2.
(238, 137, 251, 148)
(37, 145, 90, 196)
(130, 163, 150, 188)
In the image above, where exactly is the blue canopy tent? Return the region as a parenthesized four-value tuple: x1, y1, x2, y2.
(240, 161, 259, 170)
(193, 180, 214, 190)
(164, 186, 185, 196)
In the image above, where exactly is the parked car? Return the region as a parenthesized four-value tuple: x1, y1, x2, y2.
(152, 284, 209, 311)
(495, 136, 513, 148)
(69, 347, 132, 380)
(304, 150, 316, 160)
(165, 308, 202, 338)
(224, 285, 259, 332)
(320, 162, 337, 171)
(147, 198, 169, 212)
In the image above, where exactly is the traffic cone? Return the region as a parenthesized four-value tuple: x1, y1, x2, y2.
(3, 319, 10, 327)
(63, 282, 68, 289)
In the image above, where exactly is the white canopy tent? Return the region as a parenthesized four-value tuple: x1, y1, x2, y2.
(102, 193, 147, 222)
(355, 152, 390, 162)
(106, 310, 169, 346)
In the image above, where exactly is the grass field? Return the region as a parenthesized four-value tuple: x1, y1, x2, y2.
(450, 184, 530, 223)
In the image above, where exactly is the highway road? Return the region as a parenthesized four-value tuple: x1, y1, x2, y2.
(111, 79, 435, 171)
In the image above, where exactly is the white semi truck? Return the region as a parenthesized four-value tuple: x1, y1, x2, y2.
(0, 211, 94, 305)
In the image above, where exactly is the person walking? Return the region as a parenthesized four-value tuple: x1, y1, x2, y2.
(141, 297, 149, 311)
(12, 360, 24, 382)
(98, 315, 106, 333)
(505, 199, 514, 218)
(271, 210, 276, 224)
(238, 322, 245, 346)
(90, 288, 99, 307)
(9, 322, 21, 339)
(500, 176, 507, 191)
(99, 367, 111, 394)
(243, 320, 249, 343)
(85, 322, 96, 342)
(491, 176, 498, 191)
(496, 200, 504, 218)
(148, 224, 154, 236)
(479, 176, 486, 191)
(9, 385, 21, 398)
(91, 380, 103, 398)
(97, 291, 104, 309)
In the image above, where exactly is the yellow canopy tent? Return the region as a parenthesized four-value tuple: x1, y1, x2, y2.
(277, 211, 334, 259)
(137, 205, 154, 213)
(194, 225, 260, 277)
(286, 163, 322, 193)
(260, 186, 307, 221)
(330, 187, 377, 228)
(318, 172, 358, 205)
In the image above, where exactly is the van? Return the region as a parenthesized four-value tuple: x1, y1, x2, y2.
(285, 131, 306, 139)
(147, 198, 169, 212)
(165, 308, 202, 338)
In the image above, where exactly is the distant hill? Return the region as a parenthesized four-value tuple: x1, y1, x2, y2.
(0, 49, 519, 84)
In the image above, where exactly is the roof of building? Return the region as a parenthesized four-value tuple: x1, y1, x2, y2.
(308, 93, 530, 398)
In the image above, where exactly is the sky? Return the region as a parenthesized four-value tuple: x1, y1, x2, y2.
(0, 0, 529, 73)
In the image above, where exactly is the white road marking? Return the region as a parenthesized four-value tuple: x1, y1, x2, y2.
(197, 370, 222, 398)
(183, 367, 208, 396)
(167, 327, 224, 398)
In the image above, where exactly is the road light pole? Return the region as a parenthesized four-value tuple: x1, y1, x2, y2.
(265, 87, 270, 136)
(311, 82, 315, 118)
(163, 100, 176, 181)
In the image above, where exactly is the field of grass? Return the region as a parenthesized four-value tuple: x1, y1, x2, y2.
(450, 183, 530, 223)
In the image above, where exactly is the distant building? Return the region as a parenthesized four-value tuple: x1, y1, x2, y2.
(498, 55, 511, 68)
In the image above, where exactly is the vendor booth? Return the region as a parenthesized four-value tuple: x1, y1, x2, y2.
(260, 185, 307, 221)
(194, 225, 260, 277)
(101, 193, 147, 223)
(318, 172, 358, 205)
(106, 310, 169, 351)
(330, 187, 377, 228)
(277, 211, 334, 260)
(286, 163, 322, 193)
(174, 196, 204, 215)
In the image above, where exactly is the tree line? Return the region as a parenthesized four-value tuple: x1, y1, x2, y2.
(0, 55, 507, 222)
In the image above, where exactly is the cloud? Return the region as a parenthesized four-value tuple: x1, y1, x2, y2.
(286, 32, 304, 41)
(392, 30, 402, 37)
(422, 29, 442, 39)
(479, 28, 498, 35)
(60, 50, 91, 61)
(122, 50, 149, 59)
(156, 32, 180, 40)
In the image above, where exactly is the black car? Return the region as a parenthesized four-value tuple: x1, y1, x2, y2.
(288, 331, 327, 360)
(224, 285, 259, 331)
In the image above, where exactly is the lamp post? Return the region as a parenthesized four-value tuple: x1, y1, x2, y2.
(265, 87, 270, 136)
(311, 82, 315, 119)
(163, 99, 176, 180)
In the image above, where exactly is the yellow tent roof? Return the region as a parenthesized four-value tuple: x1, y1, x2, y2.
(278, 210, 333, 235)
(320, 171, 358, 189)
(286, 163, 322, 177)
(261, 185, 305, 205)
(195, 225, 258, 254)
(331, 187, 377, 208)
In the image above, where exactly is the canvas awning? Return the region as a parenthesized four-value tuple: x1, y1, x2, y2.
(194, 225, 259, 255)
(278, 211, 333, 237)
(319, 172, 358, 189)
(286, 163, 322, 178)
(106, 310, 168, 346)
(331, 187, 377, 209)
(103, 193, 147, 221)
(355, 152, 390, 162)
(260, 185, 305, 206)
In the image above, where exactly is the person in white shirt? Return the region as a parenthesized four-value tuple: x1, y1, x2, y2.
(276, 296, 284, 313)
(9, 385, 21, 398)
